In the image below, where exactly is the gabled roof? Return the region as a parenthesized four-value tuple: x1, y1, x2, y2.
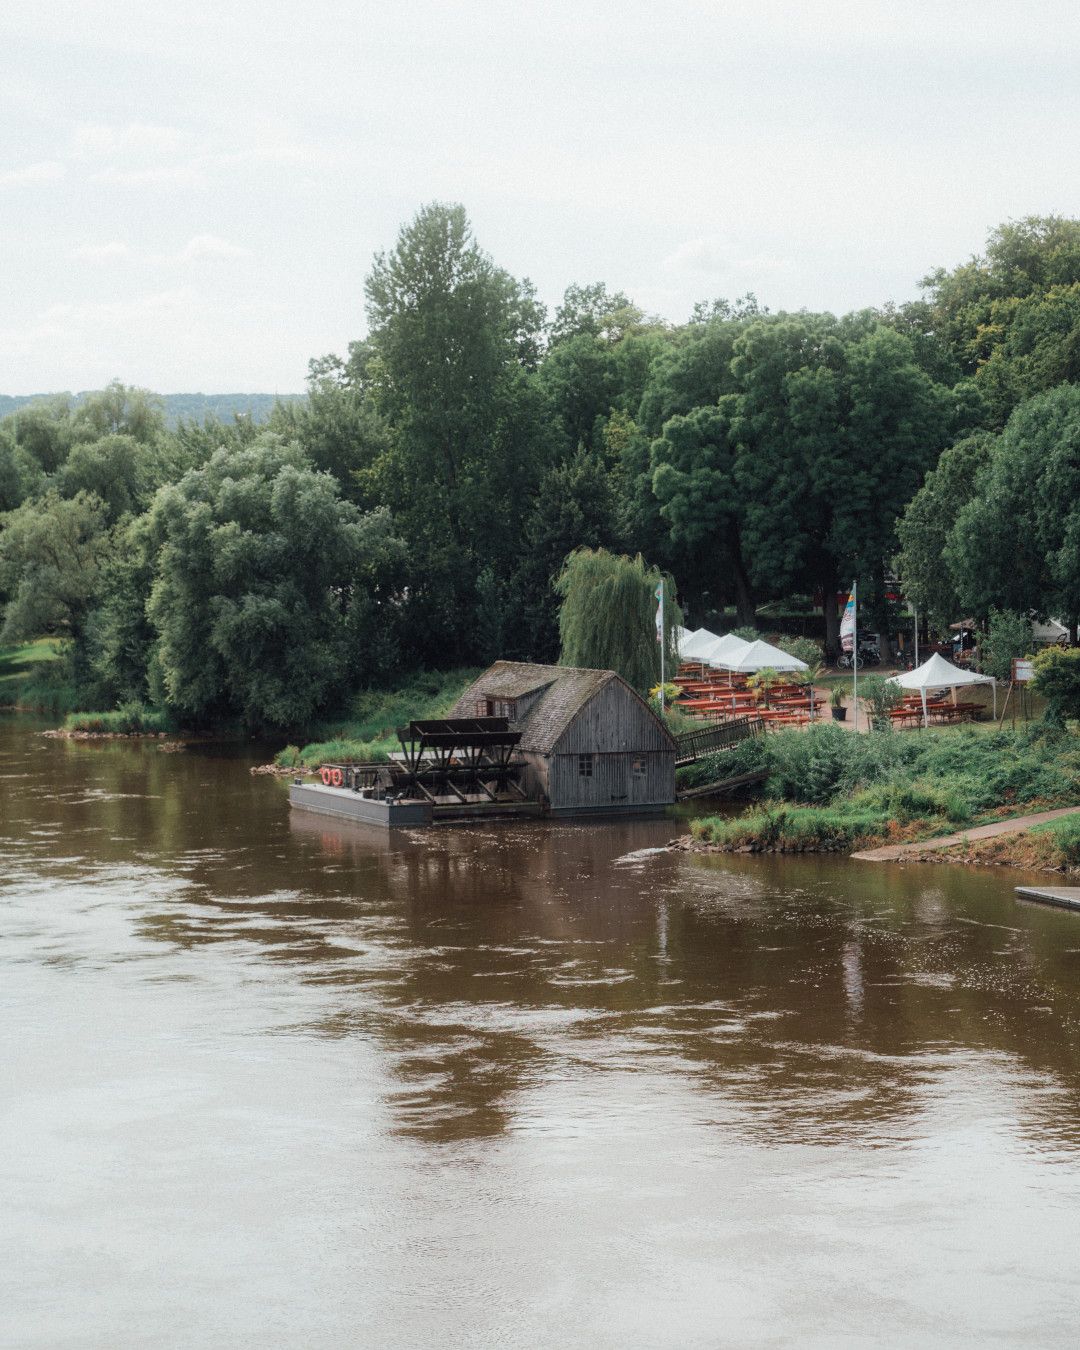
(888, 652, 994, 689)
(448, 660, 672, 753)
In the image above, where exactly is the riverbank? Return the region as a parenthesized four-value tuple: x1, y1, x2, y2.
(0, 638, 71, 712)
(269, 668, 480, 771)
(680, 720, 1080, 862)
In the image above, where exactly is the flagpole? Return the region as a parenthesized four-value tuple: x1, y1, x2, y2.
(658, 579, 665, 713)
(853, 580, 858, 731)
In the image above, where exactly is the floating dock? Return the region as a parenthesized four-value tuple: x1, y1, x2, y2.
(1015, 885, 1080, 912)
(288, 780, 545, 828)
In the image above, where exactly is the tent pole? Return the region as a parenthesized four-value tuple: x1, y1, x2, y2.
(921, 687, 928, 729)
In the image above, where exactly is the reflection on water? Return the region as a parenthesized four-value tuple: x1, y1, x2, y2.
(4, 716, 1080, 1346)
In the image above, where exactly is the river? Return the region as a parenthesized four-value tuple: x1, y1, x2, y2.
(3, 716, 1080, 1347)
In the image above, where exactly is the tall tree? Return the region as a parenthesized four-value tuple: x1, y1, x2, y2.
(650, 401, 756, 626)
(0, 490, 112, 685)
(947, 384, 1080, 637)
(144, 437, 403, 730)
(895, 433, 995, 628)
(730, 315, 956, 652)
(362, 202, 552, 663)
(556, 547, 681, 692)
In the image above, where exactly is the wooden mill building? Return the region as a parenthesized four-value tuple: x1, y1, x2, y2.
(447, 661, 676, 815)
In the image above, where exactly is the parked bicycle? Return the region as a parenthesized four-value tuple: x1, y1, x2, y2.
(837, 644, 881, 669)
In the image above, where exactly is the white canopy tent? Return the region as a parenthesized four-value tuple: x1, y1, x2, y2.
(887, 651, 997, 726)
(721, 639, 809, 674)
(699, 632, 752, 667)
(678, 627, 723, 661)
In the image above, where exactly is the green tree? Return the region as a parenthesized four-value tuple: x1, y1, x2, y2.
(144, 437, 403, 730)
(895, 432, 995, 629)
(362, 202, 553, 663)
(1032, 646, 1080, 723)
(0, 490, 113, 684)
(917, 216, 1080, 425)
(549, 282, 643, 347)
(516, 449, 619, 660)
(650, 401, 756, 626)
(57, 434, 153, 522)
(73, 381, 164, 444)
(555, 546, 682, 692)
(731, 316, 955, 653)
(947, 385, 1080, 634)
(980, 609, 1033, 682)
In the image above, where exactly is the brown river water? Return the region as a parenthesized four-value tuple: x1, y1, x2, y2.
(4, 716, 1080, 1347)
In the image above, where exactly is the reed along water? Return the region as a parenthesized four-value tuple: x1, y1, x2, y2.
(4, 714, 1080, 1348)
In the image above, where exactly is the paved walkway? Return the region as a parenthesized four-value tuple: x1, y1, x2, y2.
(850, 805, 1080, 861)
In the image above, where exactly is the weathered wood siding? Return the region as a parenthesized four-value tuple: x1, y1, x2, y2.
(548, 751, 674, 811)
(553, 681, 673, 755)
(547, 683, 675, 811)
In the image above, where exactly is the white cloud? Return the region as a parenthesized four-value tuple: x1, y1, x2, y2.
(0, 160, 65, 188)
(174, 233, 250, 262)
(72, 121, 188, 159)
(662, 236, 794, 280)
(66, 235, 251, 267)
(90, 163, 206, 188)
(70, 240, 130, 263)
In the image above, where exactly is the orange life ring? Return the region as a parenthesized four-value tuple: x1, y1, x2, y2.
(331, 767, 344, 788)
(320, 766, 332, 786)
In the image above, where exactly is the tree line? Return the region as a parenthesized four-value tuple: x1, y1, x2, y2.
(3, 205, 1080, 730)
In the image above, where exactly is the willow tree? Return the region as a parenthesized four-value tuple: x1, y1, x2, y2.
(555, 547, 682, 692)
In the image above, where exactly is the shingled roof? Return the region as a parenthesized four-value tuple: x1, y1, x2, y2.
(449, 661, 630, 753)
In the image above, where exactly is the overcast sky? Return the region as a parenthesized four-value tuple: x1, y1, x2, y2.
(2, 1, 1079, 394)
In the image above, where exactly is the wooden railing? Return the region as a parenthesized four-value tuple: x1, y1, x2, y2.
(674, 716, 766, 767)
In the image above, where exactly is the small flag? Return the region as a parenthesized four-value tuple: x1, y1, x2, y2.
(839, 585, 856, 653)
(655, 581, 663, 642)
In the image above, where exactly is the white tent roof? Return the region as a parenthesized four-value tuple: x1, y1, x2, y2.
(722, 639, 809, 673)
(699, 632, 751, 666)
(1033, 617, 1068, 643)
(888, 652, 993, 690)
(678, 627, 722, 660)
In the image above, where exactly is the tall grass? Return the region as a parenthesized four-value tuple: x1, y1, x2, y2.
(64, 703, 172, 734)
(275, 668, 482, 769)
(0, 639, 77, 713)
(689, 721, 1080, 851)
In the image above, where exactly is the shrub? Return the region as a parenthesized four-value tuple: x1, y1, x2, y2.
(1032, 647, 1080, 723)
(774, 635, 825, 676)
(1031, 814, 1080, 866)
(859, 674, 903, 729)
(274, 737, 394, 769)
(981, 609, 1032, 682)
(64, 702, 171, 734)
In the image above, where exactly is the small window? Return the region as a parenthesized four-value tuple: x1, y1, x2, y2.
(578, 753, 594, 778)
(492, 698, 516, 720)
(631, 756, 646, 778)
(475, 698, 493, 717)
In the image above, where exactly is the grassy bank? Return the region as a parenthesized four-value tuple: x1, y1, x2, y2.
(0, 639, 78, 713)
(687, 722, 1080, 852)
(275, 668, 480, 769)
(63, 704, 173, 735)
(904, 813, 1080, 873)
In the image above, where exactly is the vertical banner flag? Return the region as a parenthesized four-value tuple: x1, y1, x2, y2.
(839, 586, 856, 653)
(655, 580, 665, 709)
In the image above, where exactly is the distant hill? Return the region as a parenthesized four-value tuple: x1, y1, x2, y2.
(0, 390, 306, 429)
